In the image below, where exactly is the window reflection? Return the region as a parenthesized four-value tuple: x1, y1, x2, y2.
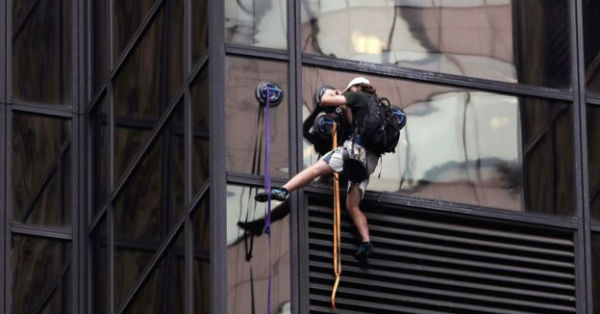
(113, 104, 185, 308)
(227, 185, 290, 314)
(225, 0, 287, 49)
(302, 0, 571, 88)
(583, 0, 600, 95)
(193, 196, 210, 314)
(12, 113, 72, 226)
(303, 67, 574, 215)
(587, 105, 600, 220)
(193, 0, 209, 64)
(226, 57, 289, 178)
(11, 236, 71, 314)
(192, 68, 210, 195)
(12, 0, 72, 104)
(114, 0, 184, 182)
(593, 234, 600, 314)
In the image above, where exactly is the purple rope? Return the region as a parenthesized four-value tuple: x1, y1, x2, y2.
(263, 87, 273, 314)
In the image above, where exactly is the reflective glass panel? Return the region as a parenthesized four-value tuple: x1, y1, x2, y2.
(114, 104, 185, 307)
(193, 196, 210, 314)
(227, 185, 290, 314)
(192, 0, 209, 64)
(583, 0, 600, 95)
(114, 0, 184, 182)
(12, 113, 72, 226)
(11, 236, 71, 314)
(91, 97, 108, 215)
(123, 232, 185, 314)
(303, 67, 575, 215)
(192, 67, 209, 195)
(587, 105, 600, 220)
(225, 0, 287, 49)
(593, 233, 600, 314)
(113, 0, 157, 58)
(226, 57, 289, 178)
(12, 0, 72, 104)
(301, 0, 571, 88)
(91, 0, 109, 97)
(91, 218, 107, 314)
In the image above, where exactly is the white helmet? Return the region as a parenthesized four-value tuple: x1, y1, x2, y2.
(343, 77, 371, 92)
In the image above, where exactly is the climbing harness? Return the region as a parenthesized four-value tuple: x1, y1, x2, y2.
(331, 122, 342, 309)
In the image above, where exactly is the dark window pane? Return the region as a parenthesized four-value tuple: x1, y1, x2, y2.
(192, 67, 209, 194)
(227, 185, 290, 314)
(193, 196, 210, 314)
(90, 0, 109, 97)
(226, 57, 289, 178)
(12, 0, 72, 103)
(583, 0, 600, 95)
(114, 104, 185, 307)
(12, 113, 72, 226)
(192, 0, 208, 65)
(113, 0, 156, 58)
(11, 236, 71, 314)
(303, 67, 575, 215)
(587, 105, 600, 221)
(114, 0, 184, 182)
(593, 233, 600, 314)
(302, 1, 571, 88)
(91, 218, 107, 314)
(122, 232, 185, 314)
(225, 0, 287, 50)
(91, 97, 108, 215)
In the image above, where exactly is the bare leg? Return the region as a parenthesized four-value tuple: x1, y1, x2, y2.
(345, 183, 370, 242)
(283, 160, 334, 192)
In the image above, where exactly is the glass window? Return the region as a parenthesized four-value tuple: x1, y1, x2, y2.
(192, 67, 209, 195)
(193, 196, 210, 314)
(227, 185, 290, 314)
(583, 0, 600, 95)
(192, 0, 209, 65)
(11, 236, 71, 314)
(12, 112, 72, 226)
(113, 0, 157, 58)
(91, 97, 108, 215)
(226, 57, 289, 178)
(587, 104, 600, 221)
(225, 0, 287, 50)
(12, 0, 72, 104)
(594, 233, 600, 314)
(302, 0, 571, 88)
(91, 218, 107, 314)
(91, 0, 109, 97)
(122, 232, 185, 314)
(113, 0, 184, 183)
(113, 104, 185, 308)
(302, 67, 575, 215)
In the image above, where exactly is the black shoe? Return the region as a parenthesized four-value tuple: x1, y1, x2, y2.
(354, 241, 374, 260)
(237, 220, 264, 236)
(255, 187, 289, 202)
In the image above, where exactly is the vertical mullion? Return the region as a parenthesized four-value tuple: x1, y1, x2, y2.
(5, 0, 10, 102)
(5, 108, 12, 314)
(288, 0, 301, 313)
(208, 0, 225, 312)
(573, 0, 592, 312)
(0, 0, 6, 312)
(293, 2, 309, 313)
(107, 0, 115, 312)
(183, 0, 193, 313)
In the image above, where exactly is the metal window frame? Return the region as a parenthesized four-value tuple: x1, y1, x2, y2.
(0, 0, 5, 311)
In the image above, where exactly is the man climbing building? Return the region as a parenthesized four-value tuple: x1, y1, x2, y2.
(255, 77, 381, 260)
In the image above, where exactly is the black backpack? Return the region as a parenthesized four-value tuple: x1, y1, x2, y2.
(357, 96, 406, 156)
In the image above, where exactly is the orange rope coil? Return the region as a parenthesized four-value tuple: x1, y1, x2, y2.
(331, 122, 342, 309)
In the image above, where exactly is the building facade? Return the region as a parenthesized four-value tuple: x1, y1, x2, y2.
(1, 0, 600, 313)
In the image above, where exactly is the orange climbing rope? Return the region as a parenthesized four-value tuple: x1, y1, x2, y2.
(331, 122, 342, 309)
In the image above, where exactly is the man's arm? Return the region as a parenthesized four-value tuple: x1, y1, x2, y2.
(320, 89, 347, 107)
